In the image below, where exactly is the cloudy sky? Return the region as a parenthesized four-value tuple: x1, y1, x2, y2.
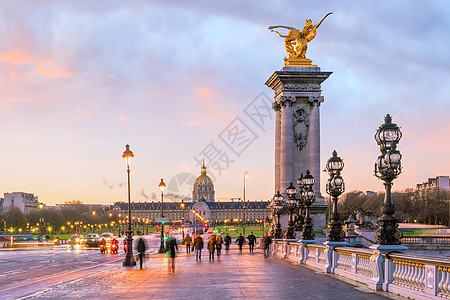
(1, 1, 449, 205)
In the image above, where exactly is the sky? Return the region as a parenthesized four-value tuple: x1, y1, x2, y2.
(0, 0, 449, 206)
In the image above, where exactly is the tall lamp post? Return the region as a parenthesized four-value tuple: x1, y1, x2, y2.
(374, 114, 403, 245)
(118, 213, 122, 237)
(243, 171, 249, 236)
(325, 150, 346, 242)
(285, 182, 298, 239)
(180, 200, 185, 240)
(158, 178, 166, 253)
(273, 191, 284, 239)
(122, 144, 136, 267)
(38, 203, 44, 241)
(299, 170, 315, 241)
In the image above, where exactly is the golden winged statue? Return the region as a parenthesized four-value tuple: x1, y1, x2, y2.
(269, 13, 332, 66)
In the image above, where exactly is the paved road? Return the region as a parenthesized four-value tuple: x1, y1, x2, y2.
(0, 234, 164, 299)
(19, 246, 392, 300)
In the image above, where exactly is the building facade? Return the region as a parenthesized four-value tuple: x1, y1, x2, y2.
(2, 192, 39, 215)
(112, 164, 270, 226)
(416, 176, 450, 192)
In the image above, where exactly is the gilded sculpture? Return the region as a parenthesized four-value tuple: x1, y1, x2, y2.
(269, 12, 332, 66)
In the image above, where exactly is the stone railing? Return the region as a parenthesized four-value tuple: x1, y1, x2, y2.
(271, 239, 450, 300)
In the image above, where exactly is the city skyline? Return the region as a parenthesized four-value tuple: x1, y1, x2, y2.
(1, 1, 449, 205)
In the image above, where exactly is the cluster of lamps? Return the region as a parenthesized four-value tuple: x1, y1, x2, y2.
(270, 115, 403, 247)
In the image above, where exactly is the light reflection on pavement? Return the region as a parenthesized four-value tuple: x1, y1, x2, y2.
(0, 235, 163, 299)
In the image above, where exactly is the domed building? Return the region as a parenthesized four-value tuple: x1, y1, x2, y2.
(113, 161, 269, 233)
(192, 160, 215, 202)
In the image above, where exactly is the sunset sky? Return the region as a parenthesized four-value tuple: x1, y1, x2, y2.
(1, 1, 449, 205)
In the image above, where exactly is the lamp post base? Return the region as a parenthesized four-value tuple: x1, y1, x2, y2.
(122, 257, 136, 267)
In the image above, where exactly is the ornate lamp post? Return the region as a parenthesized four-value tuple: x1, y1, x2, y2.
(294, 174, 305, 232)
(325, 150, 346, 242)
(285, 182, 298, 239)
(301, 170, 315, 241)
(158, 178, 166, 253)
(122, 144, 136, 266)
(374, 114, 403, 245)
(273, 191, 284, 239)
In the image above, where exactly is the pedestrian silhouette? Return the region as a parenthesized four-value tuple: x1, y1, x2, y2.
(236, 233, 245, 253)
(137, 237, 146, 269)
(247, 232, 256, 253)
(208, 235, 216, 261)
(183, 233, 192, 255)
(167, 235, 178, 273)
(224, 233, 231, 253)
(193, 233, 204, 261)
(215, 233, 223, 259)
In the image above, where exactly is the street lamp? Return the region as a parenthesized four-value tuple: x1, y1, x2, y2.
(158, 178, 166, 253)
(243, 171, 249, 236)
(91, 211, 96, 233)
(300, 170, 315, 241)
(374, 114, 403, 245)
(180, 200, 185, 240)
(38, 203, 44, 241)
(118, 213, 122, 237)
(273, 191, 284, 239)
(285, 182, 298, 239)
(122, 144, 136, 267)
(325, 150, 346, 242)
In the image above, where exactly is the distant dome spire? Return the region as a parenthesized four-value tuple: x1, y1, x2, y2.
(201, 158, 207, 175)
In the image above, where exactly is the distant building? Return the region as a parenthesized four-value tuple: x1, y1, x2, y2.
(0, 198, 3, 212)
(112, 163, 270, 226)
(416, 176, 450, 192)
(2, 192, 40, 214)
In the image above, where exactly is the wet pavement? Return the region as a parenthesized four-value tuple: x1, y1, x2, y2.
(21, 246, 394, 300)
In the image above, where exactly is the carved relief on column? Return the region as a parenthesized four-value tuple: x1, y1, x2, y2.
(292, 105, 309, 152)
(279, 96, 296, 107)
(308, 96, 324, 107)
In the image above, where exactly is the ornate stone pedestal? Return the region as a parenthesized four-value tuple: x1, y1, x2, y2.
(266, 65, 331, 234)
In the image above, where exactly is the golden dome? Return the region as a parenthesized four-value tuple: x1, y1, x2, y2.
(194, 160, 213, 186)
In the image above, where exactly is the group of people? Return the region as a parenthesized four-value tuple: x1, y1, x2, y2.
(182, 231, 272, 260)
(135, 231, 274, 272)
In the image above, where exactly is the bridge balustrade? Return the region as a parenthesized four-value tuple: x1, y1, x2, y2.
(270, 239, 450, 300)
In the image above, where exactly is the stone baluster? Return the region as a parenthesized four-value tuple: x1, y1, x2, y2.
(438, 267, 446, 294)
(445, 269, 450, 295)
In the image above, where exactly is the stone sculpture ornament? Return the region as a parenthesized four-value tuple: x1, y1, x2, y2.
(269, 12, 332, 65)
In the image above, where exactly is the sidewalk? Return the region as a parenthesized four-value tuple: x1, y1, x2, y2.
(22, 247, 392, 300)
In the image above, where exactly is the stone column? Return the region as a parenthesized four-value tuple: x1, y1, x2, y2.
(308, 97, 323, 195)
(279, 96, 295, 193)
(273, 102, 282, 193)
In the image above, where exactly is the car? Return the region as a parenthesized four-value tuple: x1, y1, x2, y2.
(85, 233, 101, 247)
(69, 234, 84, 245)
(99, 232, 117, 254)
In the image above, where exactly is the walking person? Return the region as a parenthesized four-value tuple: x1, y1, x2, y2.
(137, 237, 146, 269)
(236, 233, 245, 253)
(183, 233, 192, 255)
(247, 232, 256, 253)
(208, 235, 216, 261)
(215, 233, 223, 259)
(193, 233, 204, 261)
(262, 232, 272, 258)
(167, 235, 178, 273)
(224, 233, 231, 253)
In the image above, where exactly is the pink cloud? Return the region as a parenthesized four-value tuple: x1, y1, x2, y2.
(36, 62, 73, 78)
(0, 50, 33, 65)
(119, 114, 128, 121)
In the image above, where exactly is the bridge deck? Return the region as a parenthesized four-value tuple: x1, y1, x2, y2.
(23, 247, 392, 299)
